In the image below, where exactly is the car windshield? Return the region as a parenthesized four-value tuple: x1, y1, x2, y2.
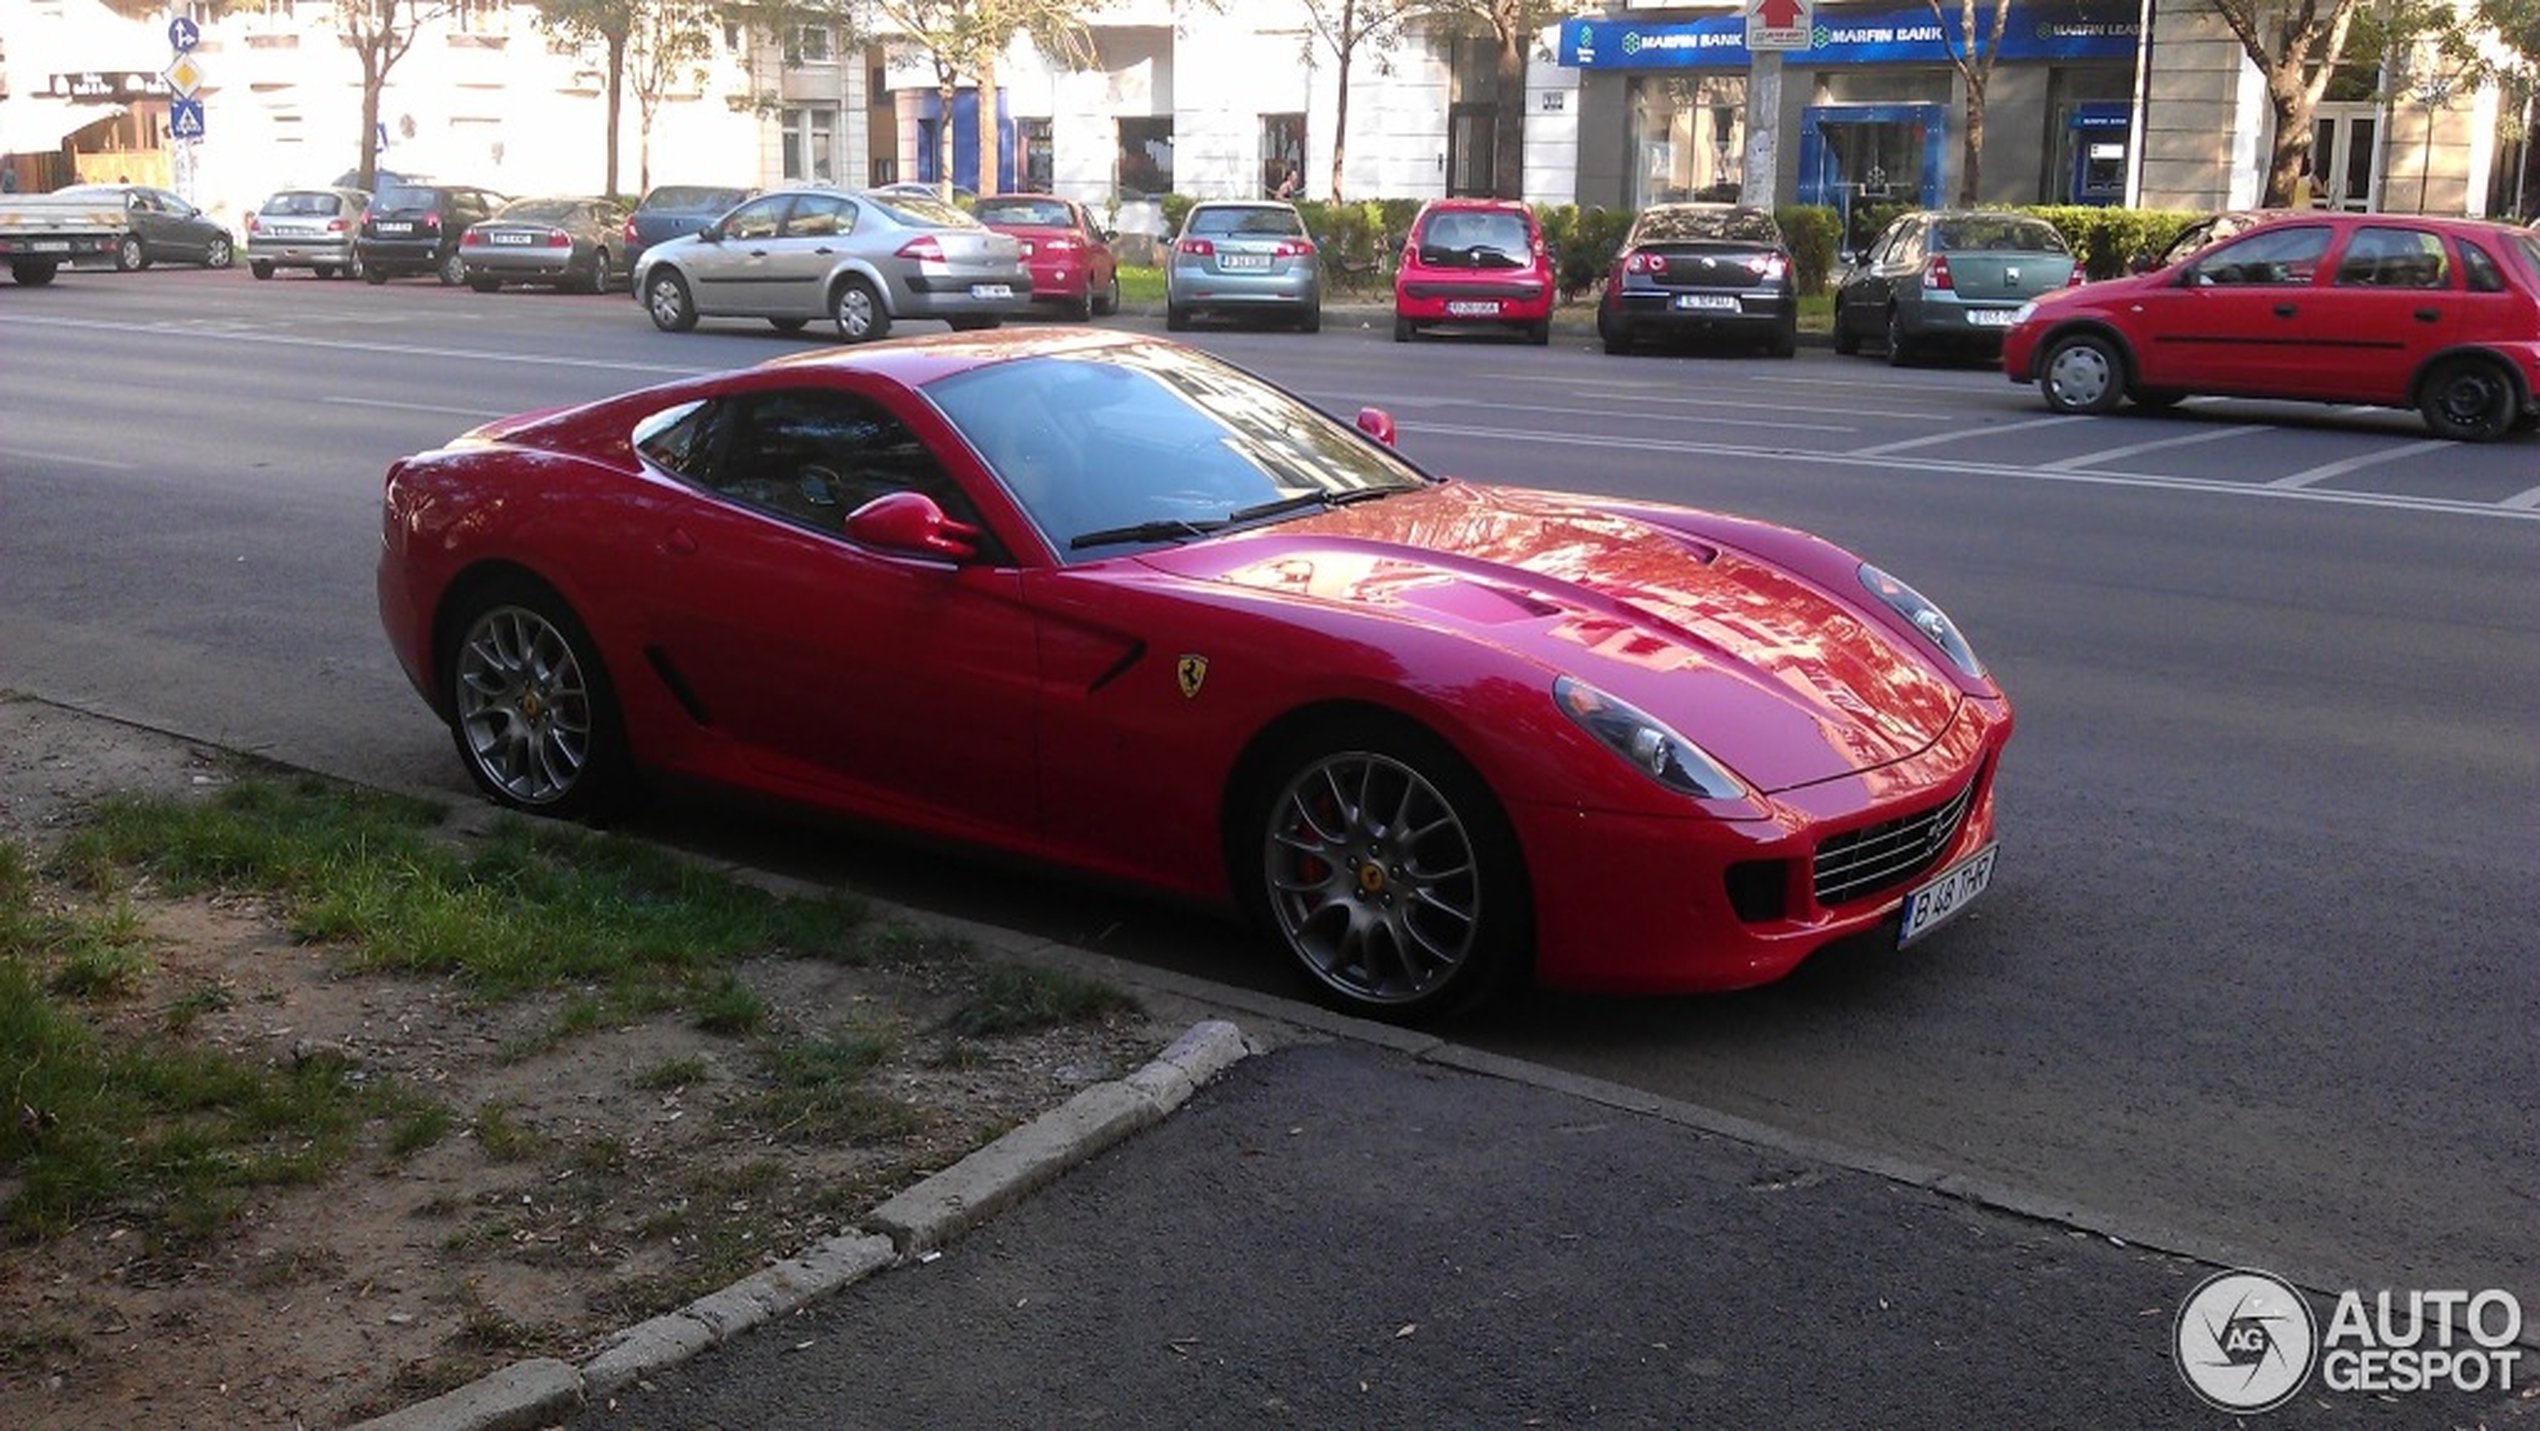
(643, 186, 748, 214)
(975, 198, 1072, 227)
(924, 345, 1429, 560)
(871, 192, 979, 228)
(1934, 217, 2066, 253)
(1635, 207, 1779, 245)
(1189, 206, 1305, 239)
(1418, 211, 1532, 267)
(262, 191, 348, 216)
(496, 198, 581, 223)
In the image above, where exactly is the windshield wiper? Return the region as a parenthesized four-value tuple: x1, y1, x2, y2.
(1069, 516, 1228, 551)
(1226, 487, 1398, 526)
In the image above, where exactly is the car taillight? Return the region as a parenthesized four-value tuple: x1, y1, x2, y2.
(1178, 237, 1215, 256)
(245, 214, 262, 233)
(1750, 253, 1789, 281)
(897, 235, 946, 262)
(326, 217, 348, 234)
(1273, 239, 1315, 258)
(1042, 236, 1077, 253)
(547, 232, 570, 248)
(623, 217, 639, 244)
(1625, 251, 1664, 275)
(460, 229, 483, 247)
(1924, 254, 1955, 291)
(422, 214, 441, 230)
(2067, 266, 2088, 287)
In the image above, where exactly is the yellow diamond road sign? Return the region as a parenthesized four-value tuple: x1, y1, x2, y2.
(164, 53, 205, 99)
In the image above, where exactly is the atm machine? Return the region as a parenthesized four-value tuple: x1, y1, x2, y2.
(2066, 102, 2132, 206)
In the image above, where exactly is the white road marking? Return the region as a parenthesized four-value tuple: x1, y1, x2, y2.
(1845, 415, 2089, 457)
(0, 447, 141, 471)
(322, 397, 511, 418)
(0, 312, 708, 377)
(2264, 439, 2452, 488)
(2037, 425, 2260, 470)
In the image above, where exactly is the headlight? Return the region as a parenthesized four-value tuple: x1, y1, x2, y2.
(1553, 677, 1744, 800)
(1859, 563, 1984, 678)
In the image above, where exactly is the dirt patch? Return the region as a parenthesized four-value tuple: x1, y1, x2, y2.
(0, 697, 1194, 1429)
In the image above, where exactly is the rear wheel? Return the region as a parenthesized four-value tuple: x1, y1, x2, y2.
(2417, 356, 2519, 442)
(436, 251, 466, 286)
(115, 236, 144, 272)
(2037, 332, 2126, 415)
(1245, 724, 1527, 1022)
(1393, 315, 1415, 343)
(833, 276, 890, 343)
(468, 276, 501, 294)
(1599, 311, 1632, 356)
(644, 269, 698, 332)
(1767, 319, 1798, 359)
(204, 235, 233, 269)
(442, 578, 632, 819)
(10, 260, 59, 286)
(363, 267, 389, 286)
(1297, 303, 1322, 334)
(1165, 302, 1191, 332)
(1093, 272, 1121, 316)
(1066, 284, 1094, 321)
(584, 249, 612, 295)
(1884, 308, 1916, 367)
(251, 260, 276, 281)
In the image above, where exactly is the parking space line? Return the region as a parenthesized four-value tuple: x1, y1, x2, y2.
(2500, 484, 2540, 510)
(2039, 426, 2262, 469)
(322, 397, 513, 418)
(1847, 416, 2086, 457)
(2265, 439, 2451, 488)
(0, 447, 141, 472)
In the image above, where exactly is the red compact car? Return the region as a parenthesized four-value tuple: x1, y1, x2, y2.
(378, 330, 2011, 1021)
(1392, 198, 1556, 344)
(2003, 211, 2540, 441)
(972, 193, 1120, 321)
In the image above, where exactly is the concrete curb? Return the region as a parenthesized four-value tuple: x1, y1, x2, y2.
(346, 1018, 1256, 1431)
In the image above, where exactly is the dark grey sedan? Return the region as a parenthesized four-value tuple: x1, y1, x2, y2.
(460, 196, 629, 293)
(1833, 210, 2079, 365)
(57, 184, 234, 271)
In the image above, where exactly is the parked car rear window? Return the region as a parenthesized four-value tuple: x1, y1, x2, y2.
(1637, 207, 1780, 244)
(376, 186, 442, 210)
(1934, 217, 2067, 253)
(495, 198, 581, 223)
(1419, 210, 1532, 261)
(262, 191, 351, 216)
(975, 198, 1074, 227)
(642, 186, 750, 214)
(1189, 206, 1306, 239)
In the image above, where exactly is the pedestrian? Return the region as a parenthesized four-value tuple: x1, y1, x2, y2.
(1274, 164, 1300, 201)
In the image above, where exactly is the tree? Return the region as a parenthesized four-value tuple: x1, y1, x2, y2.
(1927, 0, 2012, 205)
(1411, 0, 1583, 199)
(623, 2, 719, 194)
(1297, 0, 1418, 201)
(866, 0, 1108, 199)
(332, 0, 450, 192)
(2209, 0, 2369, 207)
(535, 0, 638, 196)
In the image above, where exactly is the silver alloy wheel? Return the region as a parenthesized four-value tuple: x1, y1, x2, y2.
(646, 270, 696, 331)
(834, 278, 886, 342)
(2041, 335, 2121, 413)
(1262, 750, 1483, 1008)
(205, 235, 232, 268)
(453, 604, 593, 808)
(438, 251, 466, 286)
(116, 236, 144, 271)
(587, 250, 612, 294)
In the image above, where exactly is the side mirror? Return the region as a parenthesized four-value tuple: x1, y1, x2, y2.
(844, 491, 980, 561)
(698, 223, 724, 244)
(1354, 407, 1397, 447)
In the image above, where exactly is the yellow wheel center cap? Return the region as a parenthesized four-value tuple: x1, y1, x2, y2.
(1357, 864, 1387, 895)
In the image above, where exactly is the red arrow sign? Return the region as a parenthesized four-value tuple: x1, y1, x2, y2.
(1754, 0, 1805, 28)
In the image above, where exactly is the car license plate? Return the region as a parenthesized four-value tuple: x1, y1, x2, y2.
(1671, 293, 1741, 311)
(1965, 308, 2016, 327)
(1220, 254, 1274, 271)
(1446, 300, 1502, 317)
(969, 283, 1013, 299)
(375, 222, 413, 235)
(492, 232, 534, 245)
(1898, 843, 1996, 947)
(31, 240, 70, 252)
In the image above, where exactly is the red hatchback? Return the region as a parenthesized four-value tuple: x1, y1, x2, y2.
(2002, 211, 2540, 441)
(1393, 199, 1556, 345)
(972, 193, 1119, 321)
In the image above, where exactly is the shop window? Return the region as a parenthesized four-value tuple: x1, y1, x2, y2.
(1021, 119, 1053, 192)
(1627, 75, 1746, 208)
(1260, 114, 1305, 198)
(1118, 116, 1173, 197)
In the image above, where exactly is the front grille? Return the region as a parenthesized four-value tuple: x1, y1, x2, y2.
(1811, 776, 1977, 908)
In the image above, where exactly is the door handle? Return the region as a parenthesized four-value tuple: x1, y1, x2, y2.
(815, 247, 835, 255)
(2414, 309, 2440, 323)
(747, 248, 769, 257)
(2273, 303, 2297, 318)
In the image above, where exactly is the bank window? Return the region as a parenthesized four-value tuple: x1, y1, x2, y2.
(1261, 113, 1305, 198)
(1021, 118, 1054, 192)
(1118, 117, 1173, 197)
(1627, 75, 1746, 208)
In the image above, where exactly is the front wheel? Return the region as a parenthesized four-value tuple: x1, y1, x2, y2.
(1831, 305, 1861, 355)
(1884, 308, 1916, 367)
(437, 251, 466, 286)
(2038, 332, 2126, 415)
(444, 580, 631, 819)
(2417, 356, 2519, 442)
(204, 235, 233, 269)
(644, 269, 698, 332)
(1165, 302, 1191, 332)
(1246, 726, 1528, 1022)
(833, 276, 890, 342)
(115, 236, 144, 272)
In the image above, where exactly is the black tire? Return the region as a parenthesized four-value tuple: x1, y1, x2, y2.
(363, 267, 389, 286)
(1297, 303, 1321, 334)
(1242, 721, 1528, 1022)
(1067, 285, 1094, 321)
(204, 235, 233, 269)
(316, 264, 337, 279)
(1831, 306, 1861, 355)
(115, 236, 144, 272)
(1599, 314, 1632, 356)
(10, 260, 59, 286)
(584, 249, 612, 295)
(2037, 331, 2127, 415)
(1767, 319, 1798, 359)
(1884, 308, 1915, 367)
(436, 251, 466, 286)
(468, 276, 501, 294)
(1393, 315, 1415, 343)
(1093, 273, 1120, 317)
(833, 276, 890, 342)
(2417, 356, 2519, 442)
(440, 576, 633, 820)
(1525, 319, 1550, 346)
(947, 315, 1002, 332)
(1165, 302, 1191, 332)
(251, 260, 276, 281)
(769, 317, 809, 334)
(343, 256, 364, 282)
(2129, 388, 2186, 412)
(644, 269, 698, 332)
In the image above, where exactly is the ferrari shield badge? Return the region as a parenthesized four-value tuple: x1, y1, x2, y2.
(1175, 655, 1208, 699)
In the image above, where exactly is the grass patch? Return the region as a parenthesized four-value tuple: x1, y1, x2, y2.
(470, 1102, 548, 1163)
(748, 1026, 919, 1142)
(944, 963, 1140, 1038)
(1118, 263, 1165, 304)
(632, 1055, 710, 1092)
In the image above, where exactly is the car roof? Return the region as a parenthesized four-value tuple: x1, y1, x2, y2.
(752, 325, 1151, 390)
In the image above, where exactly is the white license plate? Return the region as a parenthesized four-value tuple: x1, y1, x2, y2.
(1898, 842, 1996, 947)
(30, 241, 70, 252)
(969, 283, 1013, 299)
(1220, 254, 1274, 271)
(1671, 293, 1741, 311)
(1446, 300, 1502, 317)
(1964, 308, 2016, 327)
(375, 222, 413, 235)
(492, 232, 535, 245)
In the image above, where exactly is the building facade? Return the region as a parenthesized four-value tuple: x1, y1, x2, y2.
(0, 0, 2526, 241)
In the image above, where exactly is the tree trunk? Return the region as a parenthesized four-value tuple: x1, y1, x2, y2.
(974, 56, 998, 198)
(605, 34, 627, 199)
(1490, 4, 1524, 199)
(936, 76, 959, 196)
(1329, 0, 1357, 202)
(1959, 76, 1985, 205)
(357, 54, 385, 192)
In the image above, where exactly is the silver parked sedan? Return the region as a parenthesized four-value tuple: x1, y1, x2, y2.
(1165, 201, 1322, 333)
(460, 196, 628, 294)
(634, 187, 1031, 341)
(246, 186, 369, 280)
(1832, 210, 2079, 365)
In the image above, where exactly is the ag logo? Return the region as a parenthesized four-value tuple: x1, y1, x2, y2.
(2176, 1269, 2318, 1412)
(1175, 654, 1208, 699)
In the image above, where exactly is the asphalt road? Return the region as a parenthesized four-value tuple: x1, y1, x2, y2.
(2, 269, 2531, 1330)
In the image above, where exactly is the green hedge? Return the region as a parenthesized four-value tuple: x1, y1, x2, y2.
(1145, 195, 2226, 295)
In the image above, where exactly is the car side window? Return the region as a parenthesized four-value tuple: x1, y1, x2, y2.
(2187, 225, 2330, 286)
(703, 389, 980, 536)
(725, 197, 786, 242)
(2332, 226, 2451, 290)
(786, 194, 854, 238)
(2456, 239, 2508, 294)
